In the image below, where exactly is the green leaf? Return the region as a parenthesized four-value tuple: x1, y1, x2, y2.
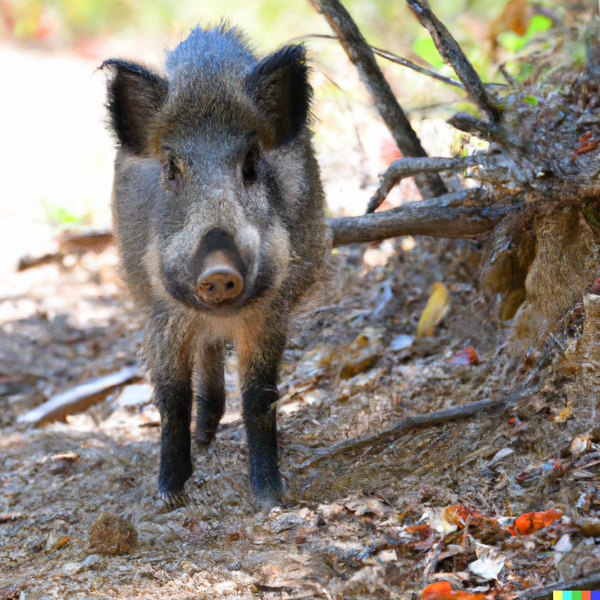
(413, 36, 445, 70)
(522, 95, 538, 105)
(497, 14, 553, 53)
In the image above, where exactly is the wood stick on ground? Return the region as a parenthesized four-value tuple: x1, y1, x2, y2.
(296, 393, 522, 471)
(329, 187, 519, 247)
(515, 572, 600, 600)
(407, 0, 501, 123)
(367, 155, 485, 213)
(17, 366, 141, 427)
(308, 0, 448, 200)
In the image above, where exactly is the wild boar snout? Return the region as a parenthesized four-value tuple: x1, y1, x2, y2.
(193, 228, 246, 306)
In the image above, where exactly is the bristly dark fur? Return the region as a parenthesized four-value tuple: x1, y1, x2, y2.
(103, 25, 329, 510)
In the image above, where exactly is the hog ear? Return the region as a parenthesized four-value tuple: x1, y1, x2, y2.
(100, 59, 168, 155)
(246, 45, 312, 148)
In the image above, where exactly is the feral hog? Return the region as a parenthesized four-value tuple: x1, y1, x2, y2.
(101, 25, 328, 508)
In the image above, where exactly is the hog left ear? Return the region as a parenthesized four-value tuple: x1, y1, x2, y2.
(100, 58, 168, 155)
(246, 45, 312, 148)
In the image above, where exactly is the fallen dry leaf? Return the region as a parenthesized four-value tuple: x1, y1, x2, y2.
(449, 347, 479, 366)
(422, 580, 487, 600)
(569, 435, 592, 456)
(468, 549, 505, 580)
(416, 282, 450, 340)
(508, 508, 562, 536)
(442, 505, 484, 528)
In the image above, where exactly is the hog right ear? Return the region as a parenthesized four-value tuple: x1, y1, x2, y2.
(246, 45, 312, 148)
(101, 59, 168, 155)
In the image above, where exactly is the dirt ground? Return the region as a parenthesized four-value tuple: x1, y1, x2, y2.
(2, 228, 599, 599)
(1, 40, 600, 600)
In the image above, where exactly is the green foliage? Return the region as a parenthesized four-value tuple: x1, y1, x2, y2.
(413, 36, 445, 70)
(522, 95, 538, 105)
(497, 14, 552, 54)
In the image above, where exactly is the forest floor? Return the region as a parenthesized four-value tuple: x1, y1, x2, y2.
(1, 40, 600, 600)
(2, 230, 600, 600)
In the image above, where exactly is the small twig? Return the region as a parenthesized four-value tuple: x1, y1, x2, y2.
(407, 0, 501, 123)
(423, 539, 443, 579)
(297, 392, 523, 471)
(515, 572, 600, 600)
(308, 0, 447, 200)
(368, 155, 485, 213)
(328, 187, 520, 247)
(304, 34, 464, 88)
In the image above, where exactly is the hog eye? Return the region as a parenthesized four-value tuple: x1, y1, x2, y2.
(584, 201, 600, 229)
(165, 159, 179, 183)
(242, 145, 259, 185)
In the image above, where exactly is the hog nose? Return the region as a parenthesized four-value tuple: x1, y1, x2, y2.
(197, 254, 244, 305)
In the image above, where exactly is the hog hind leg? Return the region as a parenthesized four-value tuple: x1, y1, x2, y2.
(195, 341, 226, 449)
(237, 319, 287, 508)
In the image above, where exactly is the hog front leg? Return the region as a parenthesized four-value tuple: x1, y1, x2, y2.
(195, 341, 226, 448)
(146, 322, 194, 508)
(237, 323, 287, 507)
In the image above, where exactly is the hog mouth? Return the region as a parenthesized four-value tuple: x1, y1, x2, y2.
(159, 251, 278, 314)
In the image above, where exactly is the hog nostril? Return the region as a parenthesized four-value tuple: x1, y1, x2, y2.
(197, 266, 244, 305)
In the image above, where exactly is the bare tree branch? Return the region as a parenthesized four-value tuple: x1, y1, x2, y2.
(308, 0, 448, 200)
(448, 112, 524, 149)
(367, 155, 485, 213)
(328, 187, 519, 247)
(407, 0, 501, 123)
(296, 392, 524, 471)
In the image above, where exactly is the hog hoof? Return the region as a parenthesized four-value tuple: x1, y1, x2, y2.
(194, 431, 216, 450)
(160, 488, 194, 512)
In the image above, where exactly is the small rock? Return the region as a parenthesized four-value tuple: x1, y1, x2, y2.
(490, 448, 514, 465)
(61, 561, 82, 576)
(389, 334, 413, 351)
(80, 554, 102, 569)
(87, 513, 137, 555)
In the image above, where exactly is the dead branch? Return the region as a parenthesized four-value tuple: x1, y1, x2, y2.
(17, 253, 63, 272)
(329, 187, 518, 247)
(17, 366, 141, 427)
(515, 572, 600, 600)
(308, 0, 448, 200)
(296, 392, 524, 470)
(447, 112, 524, 149)
(407, 0, 500, 123)
(367, 155, 485, 213)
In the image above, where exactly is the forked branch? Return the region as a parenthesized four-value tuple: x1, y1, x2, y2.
(367, 154, 485, 213)
(308, 0, 448, 199)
